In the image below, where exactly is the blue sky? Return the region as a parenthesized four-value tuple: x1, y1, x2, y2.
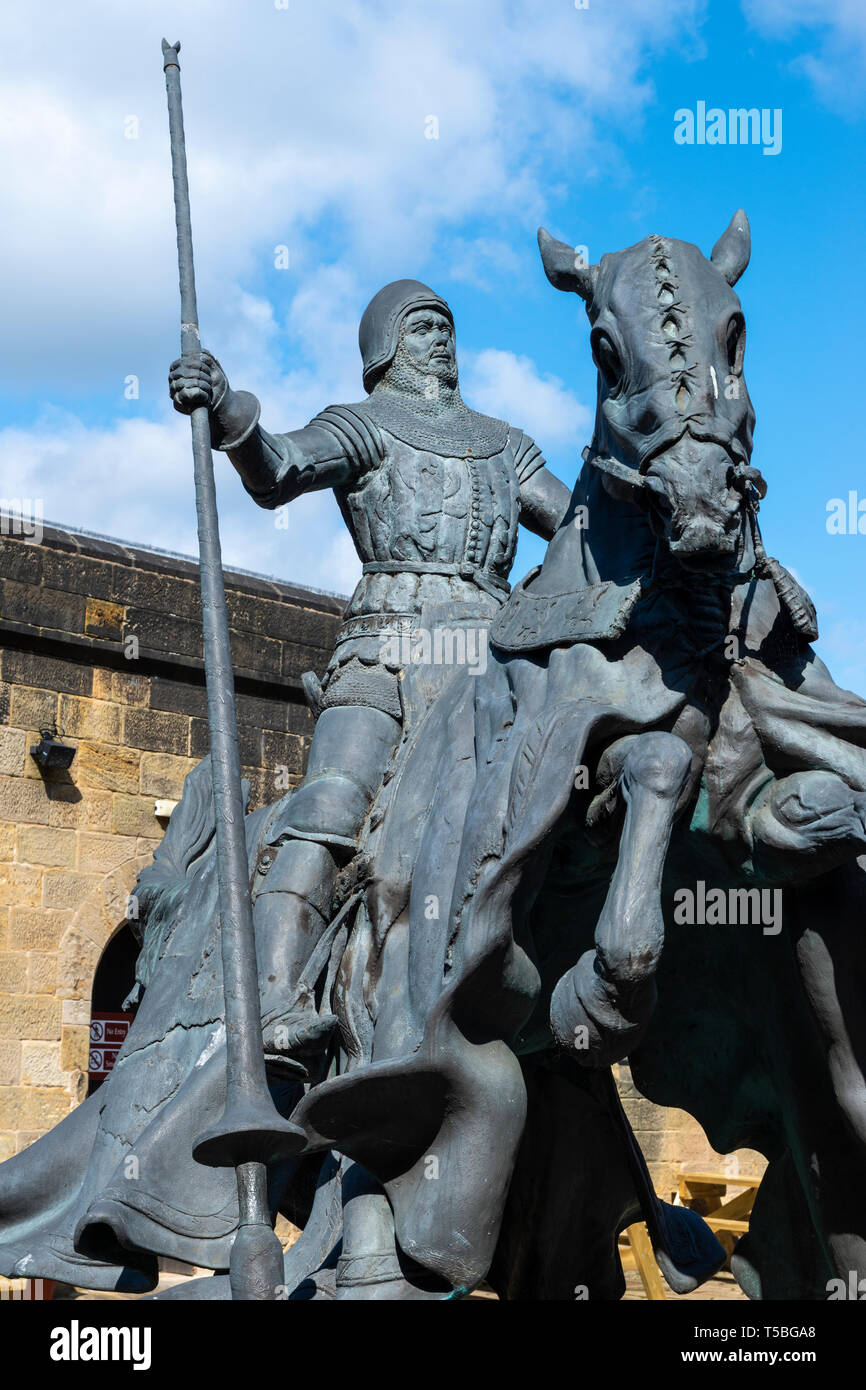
(1, 0, 864, 691)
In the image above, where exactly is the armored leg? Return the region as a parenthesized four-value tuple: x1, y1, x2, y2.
(253, 704, 401, 1062)
(257, 839, 341, 1057)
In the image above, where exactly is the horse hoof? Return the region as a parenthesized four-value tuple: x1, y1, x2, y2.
(550, 951, 654, 1066)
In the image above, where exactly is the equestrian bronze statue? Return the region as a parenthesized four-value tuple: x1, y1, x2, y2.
(2, 194, 865, 1300)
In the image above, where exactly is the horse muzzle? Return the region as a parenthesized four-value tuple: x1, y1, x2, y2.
(644, 437, 745, 570)
(668, 517, 740, 568)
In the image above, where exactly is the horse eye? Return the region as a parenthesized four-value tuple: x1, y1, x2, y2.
(726, 317, 744, 372)
(593, 333, 622, 388)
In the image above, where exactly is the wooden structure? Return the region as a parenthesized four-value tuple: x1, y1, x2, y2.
(621, 1170, 761, 1299)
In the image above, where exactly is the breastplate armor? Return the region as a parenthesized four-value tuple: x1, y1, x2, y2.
(342, 434, 519, 578)
(316, 396, 523, 619)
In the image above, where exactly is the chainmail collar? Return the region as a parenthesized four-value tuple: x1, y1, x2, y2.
(357, 387, 510, 459)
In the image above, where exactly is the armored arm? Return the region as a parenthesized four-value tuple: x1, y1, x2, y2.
(220, 409, 356, 510)
(169, 351, 383, 509)
(216, 394, 386, 511)
(513, 432, 571, 540)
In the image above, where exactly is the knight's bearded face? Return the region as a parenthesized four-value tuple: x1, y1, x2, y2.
(395, 308, 458, 389)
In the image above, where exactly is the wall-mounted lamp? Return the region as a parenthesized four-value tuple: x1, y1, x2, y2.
(29, 726, 76, 772)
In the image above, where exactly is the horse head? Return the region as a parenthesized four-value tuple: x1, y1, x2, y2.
(539, 212, 759, 572)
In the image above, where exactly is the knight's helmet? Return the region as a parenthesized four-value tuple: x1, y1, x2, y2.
(359, 280, 453, 391)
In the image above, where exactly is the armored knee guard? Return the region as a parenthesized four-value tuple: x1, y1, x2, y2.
(263, 705, 401, 854)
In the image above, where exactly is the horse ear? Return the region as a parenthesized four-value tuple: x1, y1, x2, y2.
(710, 210, 751, 286)
(537, 227, 597, 302)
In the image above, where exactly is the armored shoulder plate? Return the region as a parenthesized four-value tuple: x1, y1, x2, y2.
(310, 403, 386, 475)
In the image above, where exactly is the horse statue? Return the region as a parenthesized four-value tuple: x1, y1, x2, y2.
(2, 212, 866, 1301)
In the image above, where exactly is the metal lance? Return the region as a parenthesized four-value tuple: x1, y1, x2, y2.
(160, 38, 306, 1300)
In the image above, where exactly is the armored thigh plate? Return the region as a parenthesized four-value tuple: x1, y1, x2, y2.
(264, 705, 401, 854)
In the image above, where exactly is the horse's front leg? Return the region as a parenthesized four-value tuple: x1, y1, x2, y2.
(551, 731, 692, 1066)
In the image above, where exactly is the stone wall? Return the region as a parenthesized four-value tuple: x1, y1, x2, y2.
(0, 524, 343, 1162)
(614, 1063, 766, 1199)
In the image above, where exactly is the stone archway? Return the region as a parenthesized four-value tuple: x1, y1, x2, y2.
(55, 853, 151, 1110)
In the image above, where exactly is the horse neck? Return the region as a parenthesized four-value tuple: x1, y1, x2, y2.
(580, 459, 658, 582)
(530, 454, 657, 597)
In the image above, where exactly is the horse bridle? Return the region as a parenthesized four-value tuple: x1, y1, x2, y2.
(583, 444, 767, 510)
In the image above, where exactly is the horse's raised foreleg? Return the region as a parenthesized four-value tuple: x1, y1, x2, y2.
(551, 731, 692, 1066)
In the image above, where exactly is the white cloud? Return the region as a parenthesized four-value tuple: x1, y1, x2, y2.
(0, 0, 703, 391)
(0, 0, 699, 586)
(446, 237, 523, 292)
(462, 348, 591, 451)
(743, 0, 866, 107)
(1, 412, 195, 553)
(0, 405, 353, 594)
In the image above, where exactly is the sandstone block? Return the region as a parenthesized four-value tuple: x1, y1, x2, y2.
(0, 994, 61, 1040)
(77, 743, 140, 793)
(47, 785, 112, 831)
(111, 794, 160, 838)
(123, 708, 189, 756)
(150, 677, 208, 720)
(2, 649, 90, 698)
(20, 1041, 67, 1088)
(55, 926, 102, 998)
(84, 597, 125, 642)
(0, 863, 43, 908)
(0, 822, 16, 860)
(0, 953, 27, 992)
(16, 1131, 47, 1153)
(71, 898, 112, 949)
(61, 998, 90, 1026)
(0, 1041, 21, 1086)
(9, 685, 58, 732)
(0, 775, 49, 824)
(8, 907, 72, 952)
(91, 669, 150, 707)
(77, 832, 137, 876)
(100, 860, 147, 924)
(262, 730, 304, 777)
(28, 952, 57, 994)
(135, 837, 162, 860)
(0, 728, 26, 777)
(18, 825, 77, 869)
(60, 1025, 90, 1073)
(58, 695, 122, 744)
(0, 540, 42, 584)
(139, 752, 197, 799)
(0, 1085, 70, 1130)
(42, 872, 97, 912)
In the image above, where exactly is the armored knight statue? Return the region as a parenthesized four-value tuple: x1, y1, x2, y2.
(169, 280, 570, 1062)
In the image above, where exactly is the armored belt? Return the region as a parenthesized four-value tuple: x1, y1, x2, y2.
(361, 560, 510, 600)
